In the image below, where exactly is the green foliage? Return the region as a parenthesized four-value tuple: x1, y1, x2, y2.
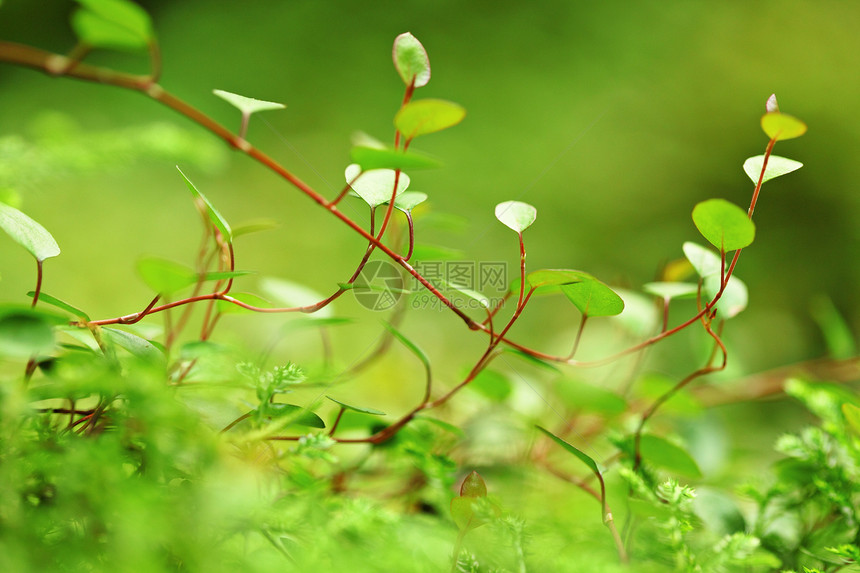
(0, 5, 843, 572)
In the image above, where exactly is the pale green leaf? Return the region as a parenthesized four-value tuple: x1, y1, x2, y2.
(101, 327, 164, 362)
(344, 163, 411, 208)
(350, 145, 441, 171)
(213, 89, 285, 115)
(388, 191, 428, 212)
(0, 202, 60, 262)
(642, 282, 699, 301)
(683, 242, 722, 279)
(556, 378, 627, 415)
(72, 0, 153, 50)
(742, 155, 803, 185)
(639, 434, 702, 478)
(394, 99, 465, 139)
(703, 273, 748, 319)
(137, 257, 197, 294)
(259, 277, 333, 318)
(0, 308, 57, 358)
(393, 32, 431, 88)
(526, 269, 583, 289)
(495, 200, 537, 233)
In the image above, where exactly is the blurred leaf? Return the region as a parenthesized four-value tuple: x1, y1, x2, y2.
(177, 167, 232, 242)
(137, 257, 197, 294)
(100, 327, 164, 362)
(326, 396, 385, 416)
(381, 322, 430, 372)
(393, 32, 431, 88)
(843, 403, 860, 434)
(610, 288, 659, 337)
(344, 163, 411, 208)
(560, 275, 624, 317)
(394, 99, 465, 139)
(0, 201, 60, 262)
(450, 496, 478, 531)
(216, 292, 271, 314)
(446, 282, 490, 309)
(642, 281, 698, 301)
(0, 308, 56, 358)
(468, 369, 512, 401)
(639, 434, 702, 478)
(703, 273, 748, 319)
(536, 426, 602, 475)
(351, 146, 441, 171)
(201, 269, 253, 282)
(231, 219, 278, 238)
(692, 487, 746, 536)
(555, 378, 627, 416)
(495, 200, 536, 233)
(809, 296, 856, 359)
(691, 199, 755, 251)
(259, 277, 333, 319)
(459, 471, 487, 497)
(414, 414, 466, 437)
(761, 112, 807, 141)
(213, 89, 285, 115)
(72, 0, 153, 51)
(502, 347, 561, 372)
(260, 403, 325, 428)
(27, 291, 90, 321)
(742, 155, 803, 185)
(410, 243, 464, 261)
(635, 373, 702, 415)
(0, 189, 21, 208)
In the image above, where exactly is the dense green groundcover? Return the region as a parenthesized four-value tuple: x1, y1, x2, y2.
(1, 2, 859, 572)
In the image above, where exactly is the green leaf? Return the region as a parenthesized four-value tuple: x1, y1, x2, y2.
(72, 0, 153, 50)
(394, 99, 465, 140)
(261, 403, 325, 428)
(393, 32, 431, 88)
(560, 275, 625, 317)
(495, 200, 537, 233)
(137, 257, 197, 294)
(0, 189, 21, 208)
(27, 291, 90, 321)
(642, 282, 699, 301)
(526, 269, 584, 289)
(450, 496, 479, 531)
(216, 292, 272, 314)
(555, 378, 627, 416)
(638, 434, 702, 478)
(414, 415, 466, 437)
(742, 155, 803, 185)
(0, 202, 60, 262)
(468, 369, 512, 401)
(536, 426, 602, 476)
(0, 308, 57, 358)
(326, 396, 386, 416)
(446, 282, 491, 309)
(100, 327, 164, 362)
(843, 403, 860, 434)
(259, 277, 333, 319)
(177, 167, 232, 242)
(761, 111, 807, 141)
(410, 243, 464, 261)
(344, 164, 411, 208)
(610, 288, 659, 337)
(502, 347, 561, 373)
(213, 89, 285, 115)
(201, 270, 253, 282)
(810, 296, 857, 359)
(388, 191, 428, 212)
(351, 146, 441, 171)
(381, 322, 430, 371)
(459, 470, 487, 497)
(692, 199, 755, 252)
(231, 219, 278, 238)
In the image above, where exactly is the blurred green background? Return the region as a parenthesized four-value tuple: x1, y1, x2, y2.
(1, 0, 857, 386)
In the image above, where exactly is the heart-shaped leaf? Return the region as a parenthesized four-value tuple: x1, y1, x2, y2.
(742, 155, 803, 185)
(388, 191, 428, 212)
(0, 202, 60, 262)
(682, 242, 722, 279)
(761, 112, 807, 141)
(692, 198, 755, 252)
(213, 89, 285, 115)
(344, 164, 411, 208)
(394, 99, 465, 140)
(495, 201, 536, 233)
(393, 32, 431, 88)
(560, 275, 624, 317)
